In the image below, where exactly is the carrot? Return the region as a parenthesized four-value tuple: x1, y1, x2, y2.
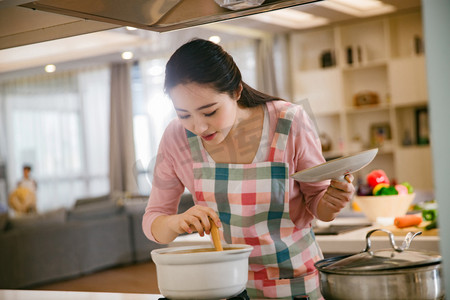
(394, 215, 422, 228)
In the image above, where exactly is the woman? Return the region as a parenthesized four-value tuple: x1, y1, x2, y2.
(143, 38, 355, 299)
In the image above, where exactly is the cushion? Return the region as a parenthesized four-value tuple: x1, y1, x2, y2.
(0, 212, 8, 231)
(8, 208, 67, 230)
(178, 193, 195, 214)
(123, 201, 147, 215)
(74, 194, 110, 208)
(68, 200, 123, 221)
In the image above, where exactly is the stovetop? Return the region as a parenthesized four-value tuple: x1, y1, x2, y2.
(158, 289, 249, 300)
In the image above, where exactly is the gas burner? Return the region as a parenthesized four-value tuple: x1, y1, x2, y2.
(158, 289, 249, 300)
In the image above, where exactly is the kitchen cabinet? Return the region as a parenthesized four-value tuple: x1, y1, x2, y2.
(289, 9, 433, 191)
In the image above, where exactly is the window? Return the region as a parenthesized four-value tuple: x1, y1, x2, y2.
(131, 59, 177, 195)
(0, 67, 110, 212)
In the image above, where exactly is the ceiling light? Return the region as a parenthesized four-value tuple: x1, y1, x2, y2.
(247, 8, 329, 29)
(209, 35, 221, 44)
(121, 51, 134, 60)
(126, 26, 138, 31)
(147, 65, 164, 77)
(45, 64, 56, 73)
(317, 0, 396, 17)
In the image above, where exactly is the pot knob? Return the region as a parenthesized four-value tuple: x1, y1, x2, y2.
(363, 228, 422, 253)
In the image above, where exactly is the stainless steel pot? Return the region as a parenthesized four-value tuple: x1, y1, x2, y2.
(151, 244, 253, 300)
(315, 229, 444, 300)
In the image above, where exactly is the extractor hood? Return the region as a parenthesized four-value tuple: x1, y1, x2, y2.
(0, 0, 318, 50)
(20, 0, 318, 32)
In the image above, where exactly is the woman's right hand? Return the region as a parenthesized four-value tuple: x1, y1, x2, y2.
(169, 205, 221, 237)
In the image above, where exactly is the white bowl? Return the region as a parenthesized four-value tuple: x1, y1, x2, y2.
(151, 244, 253, 299)
(354, 193, 416, 223)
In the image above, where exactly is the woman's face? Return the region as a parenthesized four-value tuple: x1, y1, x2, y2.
(169, 82, 240, 146)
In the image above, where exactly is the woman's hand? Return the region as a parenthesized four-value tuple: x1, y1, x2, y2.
(317, 174, 356, 221)
(169, 205, 221, 237)
(152, 205, 221, 244)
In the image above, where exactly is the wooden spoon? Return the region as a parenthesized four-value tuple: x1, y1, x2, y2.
(209, 217, 223, 251)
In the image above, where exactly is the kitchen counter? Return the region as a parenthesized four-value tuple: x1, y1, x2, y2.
(169, 217, 440, 255)
(314, 217, 440, 255)
(0, 290, 163, 300)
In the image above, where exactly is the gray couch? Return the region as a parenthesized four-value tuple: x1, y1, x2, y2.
(0, 193, 195, 289)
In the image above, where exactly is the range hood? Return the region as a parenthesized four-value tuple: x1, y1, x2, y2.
(0, 0, 317, 50)
(21, 0, 318, 31)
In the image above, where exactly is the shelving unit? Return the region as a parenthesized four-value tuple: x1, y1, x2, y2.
(289, 9, 433, 191)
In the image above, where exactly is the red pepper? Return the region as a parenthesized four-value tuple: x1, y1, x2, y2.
(366, 169, 390, 188)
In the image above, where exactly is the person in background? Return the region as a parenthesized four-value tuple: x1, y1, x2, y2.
(142, 39, 355, 299)
(17, 165, 38, 193)
(8, 165, 37, 215)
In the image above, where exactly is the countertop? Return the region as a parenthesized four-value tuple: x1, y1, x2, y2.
(0, 290, 163, 300)
(3, 222, 439, 300)
(313, 217, 440, 254)
(169, 217, 440, 254)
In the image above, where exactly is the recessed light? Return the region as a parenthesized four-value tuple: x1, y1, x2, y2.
(247, 8, 329, 29)
(148, 65, 164, 76)
(45, 64, 56, 73)
(317, 0, 396, 17)
(121, 51, 134, 60)
(209, 35, 221, 44)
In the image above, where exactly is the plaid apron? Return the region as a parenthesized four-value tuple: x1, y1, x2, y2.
(187, 102, 324, 299)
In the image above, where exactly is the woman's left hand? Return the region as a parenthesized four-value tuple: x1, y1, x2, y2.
(317, 174, 356, 221)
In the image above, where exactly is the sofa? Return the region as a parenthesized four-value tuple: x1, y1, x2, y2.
(0, 192, 195, 289)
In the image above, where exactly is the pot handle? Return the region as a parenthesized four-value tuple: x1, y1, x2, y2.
(363, 229, 422, 253)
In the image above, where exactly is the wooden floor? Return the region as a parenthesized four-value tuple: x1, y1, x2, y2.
(33, 261, 161, 295)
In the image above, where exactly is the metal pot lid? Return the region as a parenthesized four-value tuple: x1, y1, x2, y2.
(320, 249, 441, 272)
(316, 229, 441, 273)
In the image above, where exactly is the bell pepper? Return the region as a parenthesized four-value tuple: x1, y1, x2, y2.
(422, 209, 437, 221)
(367, 169, 390, 188)
(375, 186, 398, 196)
(372, 183, 390, 195)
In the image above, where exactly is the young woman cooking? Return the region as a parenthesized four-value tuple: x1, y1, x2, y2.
(142, 38, 355, 299)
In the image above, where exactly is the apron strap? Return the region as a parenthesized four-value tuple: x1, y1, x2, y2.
(268, 103, 298, 162)
(186, 129, 208, 163)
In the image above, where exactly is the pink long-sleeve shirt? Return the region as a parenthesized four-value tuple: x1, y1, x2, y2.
(143, 100, 329, 243)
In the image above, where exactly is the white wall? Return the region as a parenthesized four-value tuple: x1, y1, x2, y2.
(422, 0, 450, 295)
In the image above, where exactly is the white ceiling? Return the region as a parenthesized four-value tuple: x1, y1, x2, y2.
(0, 0, 422, 77)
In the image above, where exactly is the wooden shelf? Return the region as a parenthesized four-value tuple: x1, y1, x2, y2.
(289, 8, 432, 190)
(346, 104, 390, 114)
(342, 60, 387, 72)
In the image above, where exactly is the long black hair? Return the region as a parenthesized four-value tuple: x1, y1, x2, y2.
(164, 38, 280, 108)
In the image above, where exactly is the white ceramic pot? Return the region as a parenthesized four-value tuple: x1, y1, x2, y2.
(151, 244, 253, 300)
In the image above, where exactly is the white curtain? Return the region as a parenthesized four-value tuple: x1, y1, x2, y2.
(78, 68, 111, 196)
(0, 67, 110, 212)
(0, 95, 7, 208)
